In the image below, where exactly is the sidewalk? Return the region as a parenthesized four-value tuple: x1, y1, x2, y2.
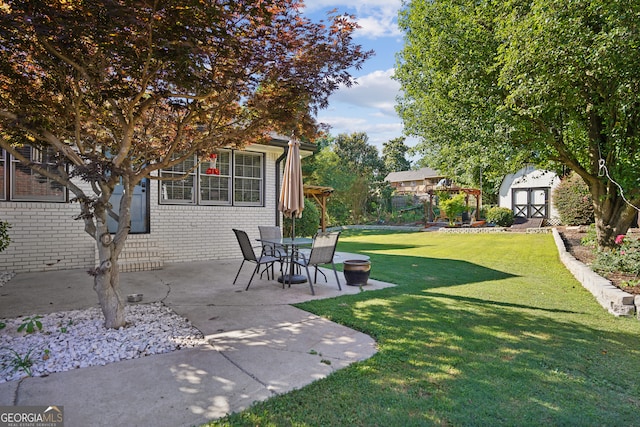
(0, 260, 394, 427)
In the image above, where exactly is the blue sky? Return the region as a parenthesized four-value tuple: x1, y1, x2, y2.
(302, 0, 416, 154)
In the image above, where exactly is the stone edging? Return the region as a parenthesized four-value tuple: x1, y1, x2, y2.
(328, 225, 425, 232)
(551, 228, 637, 317)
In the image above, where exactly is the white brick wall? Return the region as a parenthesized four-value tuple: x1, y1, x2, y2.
(0, 201, 95, 272)
(0, 149, 283, 272)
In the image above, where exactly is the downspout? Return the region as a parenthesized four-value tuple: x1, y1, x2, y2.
(275, 148, 288, 226)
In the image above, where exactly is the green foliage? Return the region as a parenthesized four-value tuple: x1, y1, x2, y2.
(0, 220, 10, 253)
(621, 279, 640, 288)
(553, 172, 594, 225)
(306, 133, 387, 225)
(59, 319, 73, 334)
(2, 348, 34, 377)
(17, 316, 43, 334)
(592, 235, 640, 276)
(580, 224, 597, 247)
(486, 206, 514, 227)
(333, 132, 383, 175)
(283, 198, 320, 238)
(395, 0, 640, 248)
(380, 206, 424, 225)
(439, 192, 467, 225)
(381, 137, 411, 173)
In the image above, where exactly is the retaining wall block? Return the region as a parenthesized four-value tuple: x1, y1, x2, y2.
(552, 228, 636, 318)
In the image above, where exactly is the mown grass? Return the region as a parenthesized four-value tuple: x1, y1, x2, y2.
(207, 230, 640, 426)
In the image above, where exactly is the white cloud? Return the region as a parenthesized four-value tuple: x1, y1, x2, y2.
(303, 1, 412, 151)
(303, 1, 402, 39)
(353, 7, 402, 39)
(331, 69, 400, 116)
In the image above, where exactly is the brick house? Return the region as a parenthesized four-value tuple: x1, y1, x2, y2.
(0, 136, 314, 273)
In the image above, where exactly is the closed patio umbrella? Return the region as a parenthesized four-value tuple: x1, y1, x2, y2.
(279, 137, 305, 239)
(279, 137, 306, 284)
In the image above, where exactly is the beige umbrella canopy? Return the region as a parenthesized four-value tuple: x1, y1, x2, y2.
(279, 137, 305, 238)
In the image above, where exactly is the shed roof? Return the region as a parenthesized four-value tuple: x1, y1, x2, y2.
(384, 167, 444, 183)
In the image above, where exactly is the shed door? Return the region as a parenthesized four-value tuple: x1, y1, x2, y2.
(512, 188, 548, 218)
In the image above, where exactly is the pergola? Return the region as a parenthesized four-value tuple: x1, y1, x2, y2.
(303, 184, 334, 231)
(426, 187, 482, 222)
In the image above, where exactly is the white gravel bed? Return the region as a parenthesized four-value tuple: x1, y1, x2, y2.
(0, 271, 15, 286)
(0, 302, 205, 383)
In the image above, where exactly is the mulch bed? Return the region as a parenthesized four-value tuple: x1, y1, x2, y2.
(558, 226, 640, 295)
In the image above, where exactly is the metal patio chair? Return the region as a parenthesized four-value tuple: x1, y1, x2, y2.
(258, 225, 289, 278)
(232, 229, 281, 290)
(291, 231, 342, 295)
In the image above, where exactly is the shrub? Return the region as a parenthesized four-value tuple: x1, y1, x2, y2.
(486, 207, 514, 227)
(580, 224, 597, 247)
(592, 234, 640, 276)
(439, 193, 467, 226)
(283, 198, 320, 237)
(0, 220, 10, 252)
(552, 172, 594, 225)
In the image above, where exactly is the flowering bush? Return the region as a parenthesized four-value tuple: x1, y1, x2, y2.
(592, 234, 640, 276)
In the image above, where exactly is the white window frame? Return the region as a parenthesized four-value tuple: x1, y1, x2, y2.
(233, 152, 264, 207)
(159, 154, 197, 204)
(159, 150, 264, 207)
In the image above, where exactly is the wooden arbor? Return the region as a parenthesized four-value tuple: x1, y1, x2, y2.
(303, 185, 334, 231)
(426, 187, 482, 222)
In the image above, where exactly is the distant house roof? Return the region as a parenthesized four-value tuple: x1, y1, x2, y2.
(384, 167, 444, 183)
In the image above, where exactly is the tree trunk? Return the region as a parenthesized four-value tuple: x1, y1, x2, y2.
(590, 179, 637, 249)
(87, 179, 133, 329)
(93, 259, 125, 329)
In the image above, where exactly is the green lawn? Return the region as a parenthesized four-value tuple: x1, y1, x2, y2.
(209, 230, 640, 426)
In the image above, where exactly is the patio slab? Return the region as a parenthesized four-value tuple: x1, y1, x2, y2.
(0, 259, 395, 427)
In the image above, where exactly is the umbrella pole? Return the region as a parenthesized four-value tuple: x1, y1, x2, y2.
(289, 213, 296, 284)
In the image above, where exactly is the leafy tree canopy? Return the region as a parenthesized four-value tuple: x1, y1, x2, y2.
(382, 137, 411, 174)
(395, 0, 640, 247)
(333, 132, 384, 175)
(0, 0, 371, 327)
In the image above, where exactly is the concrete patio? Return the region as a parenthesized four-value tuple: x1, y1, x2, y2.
(0, 259, 395, 427)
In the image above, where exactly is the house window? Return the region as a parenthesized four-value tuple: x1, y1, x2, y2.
(234, 152, 263, 206)
(159, 150, 263, 206)
(1, 147, 66, 202)
(200, 150, 231, 205)
(159, 154, 197, 203)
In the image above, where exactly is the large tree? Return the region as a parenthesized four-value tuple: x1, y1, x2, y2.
(381, 137, 411, 173)
(333, 132, 384, 222)
(395, 0, 640, 248)
(0, 0, 371, 328)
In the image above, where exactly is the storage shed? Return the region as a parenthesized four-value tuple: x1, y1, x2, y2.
(499, 166, 561, 223)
